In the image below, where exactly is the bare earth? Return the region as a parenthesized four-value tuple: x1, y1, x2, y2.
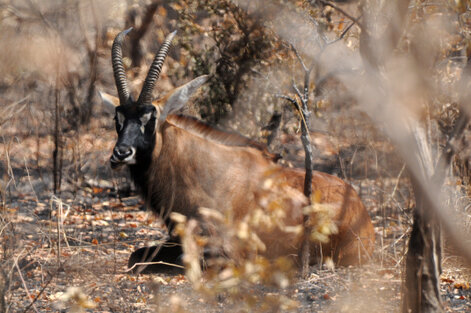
(1, 117, 470, 313)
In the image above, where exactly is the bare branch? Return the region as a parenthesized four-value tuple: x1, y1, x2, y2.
(290, 44, 309, 73)
(275, 94, 301, 113)
(128, 0, 160, 67)
(325, 20, 355, 46)
(14, 253, 40, 313)
(319, 0, 364, 30)
(0, 97, 29, 127)
(292, 82, 304, 105)
(280, 42, 315, 277)
(21, 271, 54, 313)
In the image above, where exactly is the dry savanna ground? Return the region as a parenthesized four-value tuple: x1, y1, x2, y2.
(0, 110, 470, 313)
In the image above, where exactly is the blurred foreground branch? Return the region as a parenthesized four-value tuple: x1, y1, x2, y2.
(355, 1, 471, 311)
(357, 0, 444, 309)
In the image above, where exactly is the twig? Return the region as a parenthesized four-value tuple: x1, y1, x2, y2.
(318, 0, 364, 30)
(53, 197, 61, 266)
(51, 196, 71, 264)
(126, 261, 185, 272)
(290, 44, 314, 103)
(4, 137, 16, 189)
(291, 44, 309, 73)
(23, 156, 39, 203)
(389, 163, 406, 202)
(21, 271, 53, 313)
(276, 94, 301, 113)
(0, 221, 11, 237)
(0, 96, 29, 127)
(325, 20, 355, 46)
(13, 256, 40, 313)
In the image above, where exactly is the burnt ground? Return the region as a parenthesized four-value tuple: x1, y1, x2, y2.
(1, 116, 471, 313)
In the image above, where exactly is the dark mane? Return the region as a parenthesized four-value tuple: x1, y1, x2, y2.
(167, 115, 281, 162)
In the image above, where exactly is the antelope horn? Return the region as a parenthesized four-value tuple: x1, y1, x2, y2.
(138, 30, 177, 106)
(112, 27, 133, 104)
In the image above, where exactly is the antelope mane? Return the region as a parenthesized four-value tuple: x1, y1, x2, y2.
(166, 115, 279, 161)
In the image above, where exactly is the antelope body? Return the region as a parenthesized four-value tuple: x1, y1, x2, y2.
(100, 29, 375, 269)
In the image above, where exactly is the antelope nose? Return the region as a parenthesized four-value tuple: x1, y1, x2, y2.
(114, 145, 133, 160)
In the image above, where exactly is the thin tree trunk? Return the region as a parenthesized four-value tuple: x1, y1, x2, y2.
(128, 0, 161, 68)
(0, 267, 6, 313)
(297, 59, 314, 279)
(279, 45, 315, 278)
(402, 177, 442, 313)
(402, 112, 467, 313)
(53, 87, 62, 195)
(300, 105, 313, 278)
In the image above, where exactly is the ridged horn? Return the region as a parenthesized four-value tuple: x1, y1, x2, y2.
(138, 30, 177, 106)
(112, 27, 133, 104)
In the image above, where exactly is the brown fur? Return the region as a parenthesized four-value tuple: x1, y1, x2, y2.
(145, 116, 375, 266)
(104, 29, 373, 267)
(167, 115, 281, 162)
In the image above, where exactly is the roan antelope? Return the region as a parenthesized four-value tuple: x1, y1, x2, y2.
(100, 29, 375, 272)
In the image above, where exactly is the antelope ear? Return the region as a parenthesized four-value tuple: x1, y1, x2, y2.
(159, 75, 209, 121)
(99, 91, 120, 108)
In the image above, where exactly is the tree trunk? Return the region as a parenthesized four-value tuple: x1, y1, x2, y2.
(127, 1, 160, 68)
(0, 267, 6, 313)
(402, 178, 442, 313)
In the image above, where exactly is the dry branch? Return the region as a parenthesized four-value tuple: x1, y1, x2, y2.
(127, 0, 161, 68)
(280, 44, 315, 278)
(0, 97, 28, 128)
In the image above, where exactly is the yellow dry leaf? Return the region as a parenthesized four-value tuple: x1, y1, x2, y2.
(237, 221, 249, 240)
(454, 282, 470, 290)
(198, 207, 224, 222)
(59, 287, 96, 313)
(324, 257, 335, 271)
(170, 212, 187, 224)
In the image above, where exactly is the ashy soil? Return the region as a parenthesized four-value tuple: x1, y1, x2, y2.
(1, 115, 470, 313)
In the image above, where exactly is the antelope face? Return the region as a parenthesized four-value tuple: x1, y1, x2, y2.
(111, 104, 157, 169)
(100, 28, 208, 170)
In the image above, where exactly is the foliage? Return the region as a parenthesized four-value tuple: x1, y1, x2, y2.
(176, 0, 288, 123)
(170, 170, 338, 311)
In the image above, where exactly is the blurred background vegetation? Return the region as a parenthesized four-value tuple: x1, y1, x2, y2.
(0, 0, 409, 194)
